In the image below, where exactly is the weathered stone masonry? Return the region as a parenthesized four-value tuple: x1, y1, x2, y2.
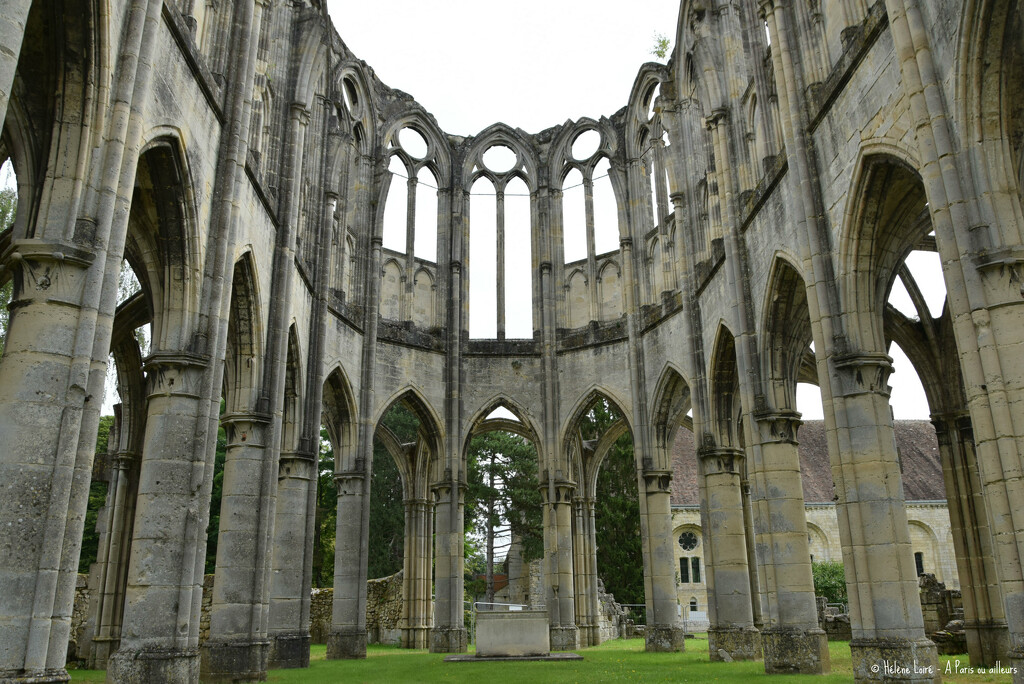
(2, 0, 1024, 682)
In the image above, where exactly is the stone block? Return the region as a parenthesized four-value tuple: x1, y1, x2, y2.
(476, 611, 550, 657)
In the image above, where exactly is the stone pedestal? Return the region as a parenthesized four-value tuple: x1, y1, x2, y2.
(708, 626, 762, 661)
(849, 637, 940, 683)
(326, 628, 366, 659)
(645, 625, 687, 652)
(107, 647, 199, 684)
(549, 625, 579, 651)
(428, 626, 468, 653)
(761, 627, 829, 674)
(200, 639, 269, 682)
(267, 632, 309, 669)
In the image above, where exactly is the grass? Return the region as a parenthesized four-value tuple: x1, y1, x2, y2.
(67, 637, 1014, 683)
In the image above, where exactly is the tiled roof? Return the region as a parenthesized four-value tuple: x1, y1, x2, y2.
(670, 420, 944, 506)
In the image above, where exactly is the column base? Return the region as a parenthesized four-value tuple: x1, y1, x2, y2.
(550, 625, 579, 651)
(86, 636, 120, 671)
(0, 668, 70, 683)
(577, 623, 600, 647)
(850, 637, 940, 683)
(401, 626, 430, 649)
(267, 632, 310, 669)
(326, 628, 367, 659)
(762, 627, 830, 674)
(107, 647, 199, 683)
(199, 639, 269, 682)
(645, 625, 686, 652)
(963, 619, 1009, 669)
(428, 627, 467, 653)
(708, 626, 762, 661)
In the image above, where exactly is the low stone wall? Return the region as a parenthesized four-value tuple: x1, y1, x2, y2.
(67, 575, 91, 661)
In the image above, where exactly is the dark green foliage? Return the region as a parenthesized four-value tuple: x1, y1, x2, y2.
(204, 426, 228, 574)
(1, 184, 16, 352)
(79, 416, 116, 572)
(466, 430, 544, 563)
(367, 404, 417, 579)
(812, 560, 848, 605)
(312, 427, 336, 587)
(588, 399, 645, 606)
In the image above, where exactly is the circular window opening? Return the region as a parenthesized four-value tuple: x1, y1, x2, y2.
(482, 145, 517, 174)
(678, 531, 698, 551)
(571, 129, 601, 161)
(399, 127, 428, 160)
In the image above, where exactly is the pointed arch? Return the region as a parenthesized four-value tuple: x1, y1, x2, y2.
(322, 365, 358, 472)
(281, 325, 303, 453)
(761, 254, 815, 412)
(462, 123, 538, 191)
(462, 394, 544, 463)
(223, 253, 262, 414)
(708, 323, 741, 448)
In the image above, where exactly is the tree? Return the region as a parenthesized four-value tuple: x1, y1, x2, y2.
(812, 560, 848, 605)
(651, 32, 671, 60)
(78, 415, 116, 572)
(465, 430, 543, 601)
(312, 427, 337, 587)
(586, 399, 645, 606)
(0, 185, 17, 353)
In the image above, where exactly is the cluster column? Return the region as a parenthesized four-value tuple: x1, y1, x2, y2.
(698, 446, 762, 661)
(640, 471, 686, 652)
(430, 478, 467, 653)
(750, 412, 829, 674)
(267, 450, 317, 668)
(401, 498, 434, 649)
(544, 481, 578, 651)
(328, 471, 368, 659)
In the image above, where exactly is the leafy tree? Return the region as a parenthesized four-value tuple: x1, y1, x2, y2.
(587, 399, 645, 606)
(367, 404, 416, 579)
(465, 430, 543, 601)
(78, 415, 116, 572)
(812, 560, 848, 605)
(205, 422, 228, 574)
(312, 427, 337, 587)
(1, 184, 17, 352)
(651, 32, 671, 60)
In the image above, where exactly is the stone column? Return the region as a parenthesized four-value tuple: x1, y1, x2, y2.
(932, 414, 1008, 667)
(430, 478, 467, 653)
(201, 413, 274, 681)
(0, 0, 31, 135)
(829, 353, 938, 681)
(698, 445, 761, 661)
(0, 242, 95, 683)
(640, 471, 686, 652)
(545, 482, 578, 651)
(750, 411, 829, 674)
(267, 450, 316, 669)
(328, 470, 367, 659)
(85, 447, 139, 670)
(401, 498, 433, 649)
(106, 352, 211, 683)
(572, 496, 596, 646)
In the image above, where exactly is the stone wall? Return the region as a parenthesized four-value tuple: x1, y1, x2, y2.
(67, 575, 91, 661)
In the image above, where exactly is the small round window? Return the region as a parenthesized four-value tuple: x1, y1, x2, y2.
(679, 531, 698, 551)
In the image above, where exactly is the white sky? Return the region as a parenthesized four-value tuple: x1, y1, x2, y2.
(324, 0, 680, 136)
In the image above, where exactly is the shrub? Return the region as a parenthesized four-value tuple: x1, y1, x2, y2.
(812, 560, 848, 605)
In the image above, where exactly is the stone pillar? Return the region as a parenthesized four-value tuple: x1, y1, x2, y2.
(201, 413, 274, 681)
(401, 498, 433, 649)
(0, 241, 95, 683)
(85, 448, 139, 670)
(750, 411, 829, 674)
(698, 445, 761, 661)
(0, 0, 31, 136)
(267, 450, 316, 669)
(545, 482, 578, 651)
(327, 471, 367, 659)
(932, 414, 1008, 667)
(640, 471, 686, 652)
(430, 478, 467, 653)
(107, 352, 211, 683)
(829, 353, 938, 682)
(572, 496, 597, 647)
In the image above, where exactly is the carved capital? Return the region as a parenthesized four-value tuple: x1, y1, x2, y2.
(832, 352, 893, 398)
(753, 409, 802, 444)
(8, 239, 95, 309)
(696, 445, 744, 475)
(143, 351, 210, 399)
(334, 470, 365, 496)
(704, 107, 729, 130)
(642, 470, 673, 494)
(221, 411, 272, 448)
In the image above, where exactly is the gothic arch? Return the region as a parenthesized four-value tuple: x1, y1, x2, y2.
(462, 394, 544, 463)
(322, 365, 358, 472)
(760, 254, 815, 413)
(708, 323, 742, 448)
(223, 253, 262, 415)
(461, 123, 538, 191)
(650, 364, 693, 472)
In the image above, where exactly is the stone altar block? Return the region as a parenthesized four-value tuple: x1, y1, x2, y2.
(476, 610, 550, 657)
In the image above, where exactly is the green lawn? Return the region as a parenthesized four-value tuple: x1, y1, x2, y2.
(68, 637, 1013, 683)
